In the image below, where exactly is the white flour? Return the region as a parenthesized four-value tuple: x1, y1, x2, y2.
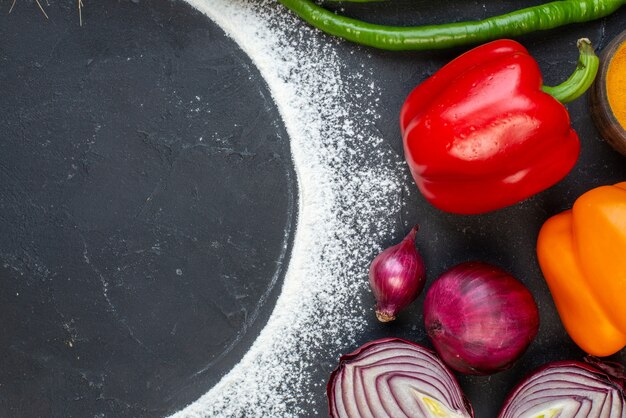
(173, 1, 406, 416)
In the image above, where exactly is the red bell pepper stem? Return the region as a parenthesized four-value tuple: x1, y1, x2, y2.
(541, 38, 599, 104)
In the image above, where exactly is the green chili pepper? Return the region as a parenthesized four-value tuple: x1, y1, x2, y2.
(278, 0, 625, 51)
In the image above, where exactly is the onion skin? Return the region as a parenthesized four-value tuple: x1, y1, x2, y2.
(424, 262, 539, 375)
(327, 338, 474, 418)
(498, 359, 626, 418)
(369, 226, 426, 322)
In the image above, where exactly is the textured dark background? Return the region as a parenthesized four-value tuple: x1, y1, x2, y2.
(1, 0, 626, 417)
(0, 1, 297, 416)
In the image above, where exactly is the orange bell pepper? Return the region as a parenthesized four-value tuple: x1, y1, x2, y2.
(537, 182, 626, 356)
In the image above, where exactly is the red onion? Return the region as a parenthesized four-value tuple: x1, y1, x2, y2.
(369, 226, 426, 322)
(499, 358, 626, 418)
(424, 262, 539, 375)
(327, 338, 474, 418)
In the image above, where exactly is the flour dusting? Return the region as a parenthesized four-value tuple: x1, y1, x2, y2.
(173, 1, 405, 416)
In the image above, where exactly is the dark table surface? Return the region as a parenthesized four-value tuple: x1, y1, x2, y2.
(1, 1, 625, 417)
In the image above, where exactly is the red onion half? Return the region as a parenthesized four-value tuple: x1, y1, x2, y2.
(327, 338, 474, 418)
(424, 262, 539, 375)
(499, 359, 626, 418)
(369, 226, 426, 322)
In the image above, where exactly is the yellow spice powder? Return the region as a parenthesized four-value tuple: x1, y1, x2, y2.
(607, 42, 626, 129)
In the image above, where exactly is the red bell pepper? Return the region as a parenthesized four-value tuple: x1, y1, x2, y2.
(400, 39, 598, 214)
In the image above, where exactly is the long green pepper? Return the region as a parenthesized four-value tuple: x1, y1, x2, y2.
(278, 0, 625, 51)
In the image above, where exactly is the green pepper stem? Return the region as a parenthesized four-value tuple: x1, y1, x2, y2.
(278, 0, 625, 51)
(541, 38, 599, 104)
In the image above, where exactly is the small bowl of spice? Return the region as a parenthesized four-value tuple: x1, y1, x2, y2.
(590, 29, 626, 156)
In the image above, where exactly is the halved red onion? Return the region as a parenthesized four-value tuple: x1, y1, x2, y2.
(498, 359, 626, 418)
(327, 338, 474, 418)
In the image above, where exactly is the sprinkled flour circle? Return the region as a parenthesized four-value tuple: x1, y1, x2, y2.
(173, 1, 406, 416)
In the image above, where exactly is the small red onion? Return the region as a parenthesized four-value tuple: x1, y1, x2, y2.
(369, 226, 426, 322)
(424, 262, 539, 375)
(327, 338, 474, 418)
(499, 358, 626, 418)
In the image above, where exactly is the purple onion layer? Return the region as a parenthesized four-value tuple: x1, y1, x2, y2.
(328, 337, 474, 418)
